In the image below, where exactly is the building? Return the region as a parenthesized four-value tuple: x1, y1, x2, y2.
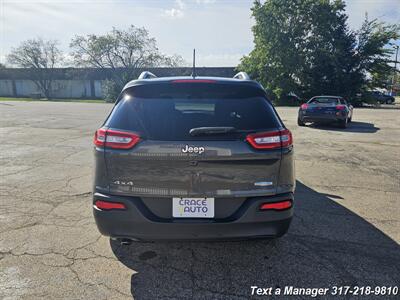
(0, 67, 236, 99)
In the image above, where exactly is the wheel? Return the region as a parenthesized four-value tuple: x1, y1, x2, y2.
(339, 118, 347, 129)
(297, 117, 305, 126)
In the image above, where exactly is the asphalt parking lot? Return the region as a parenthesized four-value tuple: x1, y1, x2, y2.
(1, 101, 399, 299)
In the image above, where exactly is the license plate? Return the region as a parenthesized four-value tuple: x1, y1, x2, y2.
(172, 197, 214, 218)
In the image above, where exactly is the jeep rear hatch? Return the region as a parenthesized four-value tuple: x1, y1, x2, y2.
(99, 82, 289, 197)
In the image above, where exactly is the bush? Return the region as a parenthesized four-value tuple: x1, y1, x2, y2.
(102, 80, 121, 103)
(274, 93, 302, 106)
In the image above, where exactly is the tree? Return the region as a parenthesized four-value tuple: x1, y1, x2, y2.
(7, 38, 62, 99)
(70, 25, 185, 101)
(239, 0, 399, 103)
(355, 17, 399, 90)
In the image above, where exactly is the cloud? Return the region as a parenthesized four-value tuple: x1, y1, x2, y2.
(196, 53, 245, 67)
(196, 0, 217, 4)
(163, 0, 185, 19)
(176, 0, 185, 9)
(163, 8, 184, 19)
(345, 0, 400, 30)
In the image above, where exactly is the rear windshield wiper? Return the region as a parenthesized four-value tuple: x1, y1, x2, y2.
(189, 127, 237, 136)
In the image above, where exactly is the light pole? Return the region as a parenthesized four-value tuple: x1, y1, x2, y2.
(391, 45, 399, 96)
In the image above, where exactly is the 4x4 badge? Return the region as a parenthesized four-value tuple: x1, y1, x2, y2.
(113, 180, 134, 186)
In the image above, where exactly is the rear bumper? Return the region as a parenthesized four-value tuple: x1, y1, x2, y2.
(93, 192, 294, 241)
(299, 111, 346, 123)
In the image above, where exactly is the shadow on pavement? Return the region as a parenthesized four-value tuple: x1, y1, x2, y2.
(308, 121, 380, 133)
(357, 104, 400, 110)
(110, 181, 399, 299)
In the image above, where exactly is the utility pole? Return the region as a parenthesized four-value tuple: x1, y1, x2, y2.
(191, 49, 196, 78)
(391, 45, 399, 96)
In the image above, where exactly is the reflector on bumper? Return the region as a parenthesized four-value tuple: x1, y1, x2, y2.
(94, 200, 126, 210)
(260, 200, 292, 211)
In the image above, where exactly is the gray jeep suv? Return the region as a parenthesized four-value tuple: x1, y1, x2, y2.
(93, 72, 295, 241)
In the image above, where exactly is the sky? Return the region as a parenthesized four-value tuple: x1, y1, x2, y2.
(0, 0, 399, 67)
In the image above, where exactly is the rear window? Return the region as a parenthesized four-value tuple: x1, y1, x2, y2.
(105, 83, 281, 141)
(309, 97, 340, 104)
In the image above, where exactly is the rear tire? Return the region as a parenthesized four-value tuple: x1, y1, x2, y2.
(297, 118, 305, 126)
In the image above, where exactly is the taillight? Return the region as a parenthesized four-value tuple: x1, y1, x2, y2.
(300, 103, 308, 110)
(260, 200, 292, 211)
(246, 129, 293, 149)
(171, 79, 216, 83)
(280, 129, 293, 147)
(94, 128, 106, 147)
(94, 128, 140, 149)
(94, 200, 126, 210)
(336, 105, 346, 110)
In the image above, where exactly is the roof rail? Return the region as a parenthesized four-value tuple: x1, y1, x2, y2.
(138, 71, 157, 80)
(233, 72, 250, 80)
